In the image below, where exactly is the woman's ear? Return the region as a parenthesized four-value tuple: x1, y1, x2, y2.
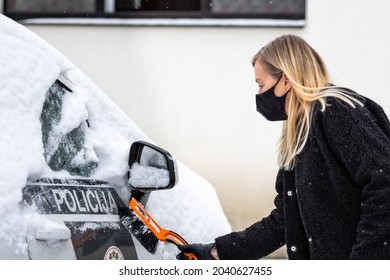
(283, 74, 292, 92)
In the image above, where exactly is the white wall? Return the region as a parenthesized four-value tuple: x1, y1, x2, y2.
(8, 0, 390, 241)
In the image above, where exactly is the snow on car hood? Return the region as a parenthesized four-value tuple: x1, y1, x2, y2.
(0, 14, 230, 258)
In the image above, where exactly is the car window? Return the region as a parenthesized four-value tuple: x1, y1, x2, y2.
(40, 78, 98, 176)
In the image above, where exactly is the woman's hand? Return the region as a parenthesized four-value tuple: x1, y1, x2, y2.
(176, 242, 219, 260)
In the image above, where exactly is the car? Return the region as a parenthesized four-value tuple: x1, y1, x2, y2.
(0, 14, 230, 260)
(21, 139, 178, 260)
(2, 74, 179, 260)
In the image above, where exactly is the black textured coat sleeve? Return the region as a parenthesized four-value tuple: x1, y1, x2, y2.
(214, 170, 286, 260)
(320, 97, 390, 259)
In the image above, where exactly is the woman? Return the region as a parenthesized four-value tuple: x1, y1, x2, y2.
(177, 34, 390, 260)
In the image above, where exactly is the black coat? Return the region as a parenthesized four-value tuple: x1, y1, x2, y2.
(215, 91, 390, 259)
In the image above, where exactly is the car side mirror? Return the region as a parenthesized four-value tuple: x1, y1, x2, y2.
(128, 141, 178, 193)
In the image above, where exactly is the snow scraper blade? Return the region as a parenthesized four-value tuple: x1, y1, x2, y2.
(129, 197, 198, 260)
(120, 204, 159, 254)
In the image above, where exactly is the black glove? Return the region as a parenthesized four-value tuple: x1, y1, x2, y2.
(176, 242, 217, 260)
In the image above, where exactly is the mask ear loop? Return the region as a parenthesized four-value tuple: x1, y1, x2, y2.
(265, 74, 283, 94)
(274, 74, 283, 87)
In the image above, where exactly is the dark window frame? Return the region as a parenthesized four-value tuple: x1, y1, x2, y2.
(3, 0, 306, 27)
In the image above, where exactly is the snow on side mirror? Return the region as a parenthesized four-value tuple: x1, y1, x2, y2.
(128, 141, 178, 192)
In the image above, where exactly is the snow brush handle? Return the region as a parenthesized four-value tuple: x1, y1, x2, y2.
(129, 198, 198, 260)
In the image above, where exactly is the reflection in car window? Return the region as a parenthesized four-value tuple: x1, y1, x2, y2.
(40, 79, 98, 176)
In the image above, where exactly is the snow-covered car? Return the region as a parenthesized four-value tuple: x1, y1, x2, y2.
(0, 14, 230, 259)
(22, 140, 179, 260)
(2, 74, 179, 260)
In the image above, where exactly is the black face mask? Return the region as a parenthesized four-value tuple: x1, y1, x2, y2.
(255, 75, 288, 121)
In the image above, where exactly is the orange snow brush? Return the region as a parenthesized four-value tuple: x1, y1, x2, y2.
(129, 197, 197, 260)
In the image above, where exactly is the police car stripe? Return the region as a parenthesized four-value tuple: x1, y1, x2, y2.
(24, 184, 124, 215)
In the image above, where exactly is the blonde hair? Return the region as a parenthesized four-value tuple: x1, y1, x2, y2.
(252, 35, 363, 170)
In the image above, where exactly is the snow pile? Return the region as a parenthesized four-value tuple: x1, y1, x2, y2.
(0, 14, 230, 259)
